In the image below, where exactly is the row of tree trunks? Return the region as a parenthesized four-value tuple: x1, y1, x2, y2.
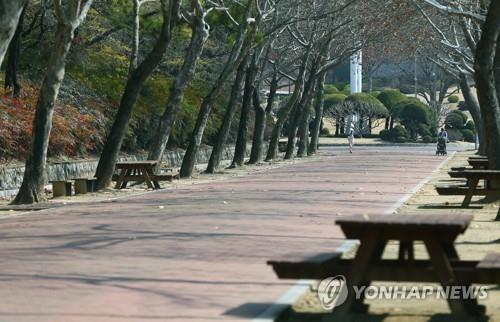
(265, 51, 310, 161)
(12, 0, 93, 205)
(94, 0, 180, 190)
(474, 0, 500, 171)
(179, 0, 255, 178)
(0, 0, 27, 67)
(205, 56, 248, 174)
(148, 0, 209, 164)
(231, 53, 259, 168)
(248, 72, 278, 164)
(285, 60, 319, 159)
(309, 72, 327, 155)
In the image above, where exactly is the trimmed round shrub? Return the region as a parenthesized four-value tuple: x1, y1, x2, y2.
(379, 129, 391, 141)
(445, 110, 468, 129)
(397, 98, 432, 140)
(418, 124, 433, 137)
(324, 84, 339, 95)
(320, 127, 330, 136)
(391, 125, 410, 141)
(395, 136, 408, 143)
(377, 89, 407, 114)
(324, 93, 347, 109)
(465, 120, 476, 132)
(461, 129, 475, 142)
(448, 95, 459, 103)
(458, 101, 468, 111)
(345, 92, 389, 118)
(422, 135, 433, 143)
(370, 91, 381, 98)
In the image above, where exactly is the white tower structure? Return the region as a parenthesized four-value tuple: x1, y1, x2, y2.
(348, 50, 362, 134)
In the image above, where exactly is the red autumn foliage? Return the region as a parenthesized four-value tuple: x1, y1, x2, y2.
(0, 84, 99, 161)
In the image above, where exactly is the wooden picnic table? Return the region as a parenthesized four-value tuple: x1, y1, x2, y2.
(447, 169, 500, 206)
(335, 214, 482, 315)
(115, 160, 161, 189)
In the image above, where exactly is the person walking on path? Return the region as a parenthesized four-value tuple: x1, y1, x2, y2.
(348, 131, 354, 153)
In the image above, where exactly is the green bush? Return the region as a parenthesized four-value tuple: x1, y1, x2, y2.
(418, 124, 433, 137)
(397, 98, 431, 140)
(324, 84, 339, 95)
(379, 129, 391, 141)
(377, 89, 407, 114)
(461, 129, 475, 142)
(448, 95, 459, 103)
(391, 125, 410, 142)
(345, 93, 389, 118)
(445, 110, 468, 129)
(465, 120, 476, 132)
(320, 127, 330, 136)
(324, 93, 347, 109)
(422, 135, 433, 143)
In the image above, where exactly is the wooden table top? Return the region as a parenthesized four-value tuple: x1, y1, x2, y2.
(336, 214, 473, 240)
(468, 159, 489, 166)
(116, 160, 158, 167)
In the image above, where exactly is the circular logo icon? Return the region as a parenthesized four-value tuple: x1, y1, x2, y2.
(317, 275, 348, 309)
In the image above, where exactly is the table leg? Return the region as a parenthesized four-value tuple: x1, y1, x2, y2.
(146, 167, 161, 189)
(115, 169, 127, 189)
(121, 169, 132, 189)
(141, 166, 154, 189)
(398, 241, 414, 262)
(424, 237, 483, 315)
(336, 231, 386, 314)
(462, 178, 479, 207)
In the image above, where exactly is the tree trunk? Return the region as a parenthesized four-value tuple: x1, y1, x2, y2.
(474, 0, 500, 170)
(297, 103, 311, 157)
(265, 53, 309, 161)
(284, 61, 318, 159)
(4, 7, 24, 96)
(148, 5, 209, 164)
(309, 72, 326, 155)
(284, 105, 300, 159)
(459, 73, 485, 155)
(249, 73, 277, 164)
(95, 0, 179, 190)
(180, 0, 255, 177)
(205, 57, 247, 173)
(231, 56, 258, 168)
(12, 1, 93, 205)
(0, 0, 26, 67)
(384, 117, 390, 130)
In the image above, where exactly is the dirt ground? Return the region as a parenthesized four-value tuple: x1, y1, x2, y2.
(278, 150, 500, 322)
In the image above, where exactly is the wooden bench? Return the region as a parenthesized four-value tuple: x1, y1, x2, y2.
(268, 214, 499, 315)
(468, 158, 488, 169)
(50, 180, 73, 197)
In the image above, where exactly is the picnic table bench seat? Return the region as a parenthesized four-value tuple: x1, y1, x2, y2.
(154, 172, 179, 182)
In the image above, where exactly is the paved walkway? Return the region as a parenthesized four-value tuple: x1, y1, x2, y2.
(0, 147, 449, 321)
